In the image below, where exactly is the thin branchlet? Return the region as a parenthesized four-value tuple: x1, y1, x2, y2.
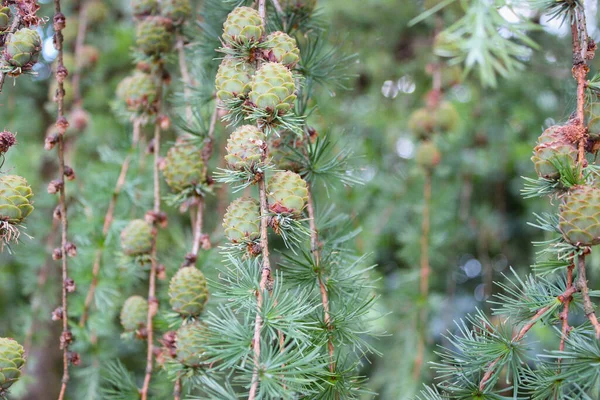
(53, 0, 72, 399)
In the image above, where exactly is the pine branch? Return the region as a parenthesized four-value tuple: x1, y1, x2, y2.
(141, 122, 162, 400)
(52, 1, 74, 398)
(248, 173, 274, 400)
(479, 283, 579, 391)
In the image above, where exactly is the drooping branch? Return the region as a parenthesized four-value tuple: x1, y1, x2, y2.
(141, 119, 162, 400)
(479, 284, 580, 391)
(248, 174, 273, 400)
(52, 2, 74, 399)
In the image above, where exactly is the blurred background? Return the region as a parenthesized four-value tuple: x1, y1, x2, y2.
(0, 0, 598, 398)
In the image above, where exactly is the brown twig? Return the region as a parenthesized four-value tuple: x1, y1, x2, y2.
(141, 120, 161, 400)
(248, 175, 273, 400)
(479, 284, 580, 391)
(258, 0, 266, 24)
(79, 120, 142, 326)
(52, 2, 72, 399)
(558, 262, 575, 369)
(575, 252, 600, 337)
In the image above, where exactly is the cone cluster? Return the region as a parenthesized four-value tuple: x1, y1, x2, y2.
(216, 7, 301, 123)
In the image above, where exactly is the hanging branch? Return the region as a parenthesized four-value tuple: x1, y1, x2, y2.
(568, 3, 600, 338)
(478, 283, 580, 391)
(79, 120, 142, 326)
(248, 172, 273, 400)
(51, 2, 76, 399)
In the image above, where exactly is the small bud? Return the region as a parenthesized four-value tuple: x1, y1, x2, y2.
(45, 133, 59, 150)
(65, 278, 76, 293)
(158, 115, 170, 130)
(52, 248, 63, 260)
(53, 12, 66, 31)
(161, 331, 177, 358)
(145, 210, 167, 228)
(146, 138, 156, 154)
(182, 253, 197, 267)
(52, 307, 64, 321)
(56, 117, 69, 135)
(48, 179, 64, 194)
(64, 166, 76, 181)
(136, 327, 148, 340)
(60, 331, 73, 349)
(65, 242, 77, 257)
(53, 206, 62, 220)
(307, 126, 318, 142)
(0, 130, 16, 154)
(67, 351, 81, 366)
(157, 264, 166, 280)
(56, 65, 68, 84)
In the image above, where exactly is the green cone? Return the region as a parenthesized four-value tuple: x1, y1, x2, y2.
(267, 171, 308, 216)
(0, 175, 34, 225)
(215, 58, 255, 102)
(222, 6, 264, 45)
(131, 0, 159, 16)
(415, 141, 441, 169)
(4, 28, 42, 68)
(87, 1, 108, 24)
(264, 31, 300, 68)
(249, 62, 297, 114)
(162, 137, 205, 193)
(116, 71, 157, 114)
(408, 102, 459, 137)
(559, 185, 600, 246)
(531, 125, 578, 180)
(280, 0, 317, 14)
(136, 17, 173, 57)
(120, 296, 148, 332)
(176, 322, 207, 367)
(120, 219, 153, 256)
(225, 125, 266, 171)
(0, 337, 25, 396)
(0, 7, 11, 32)
(169, 267, 209, 317)
(223, 197, 260, 243)
(162, 0, 192, 24)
